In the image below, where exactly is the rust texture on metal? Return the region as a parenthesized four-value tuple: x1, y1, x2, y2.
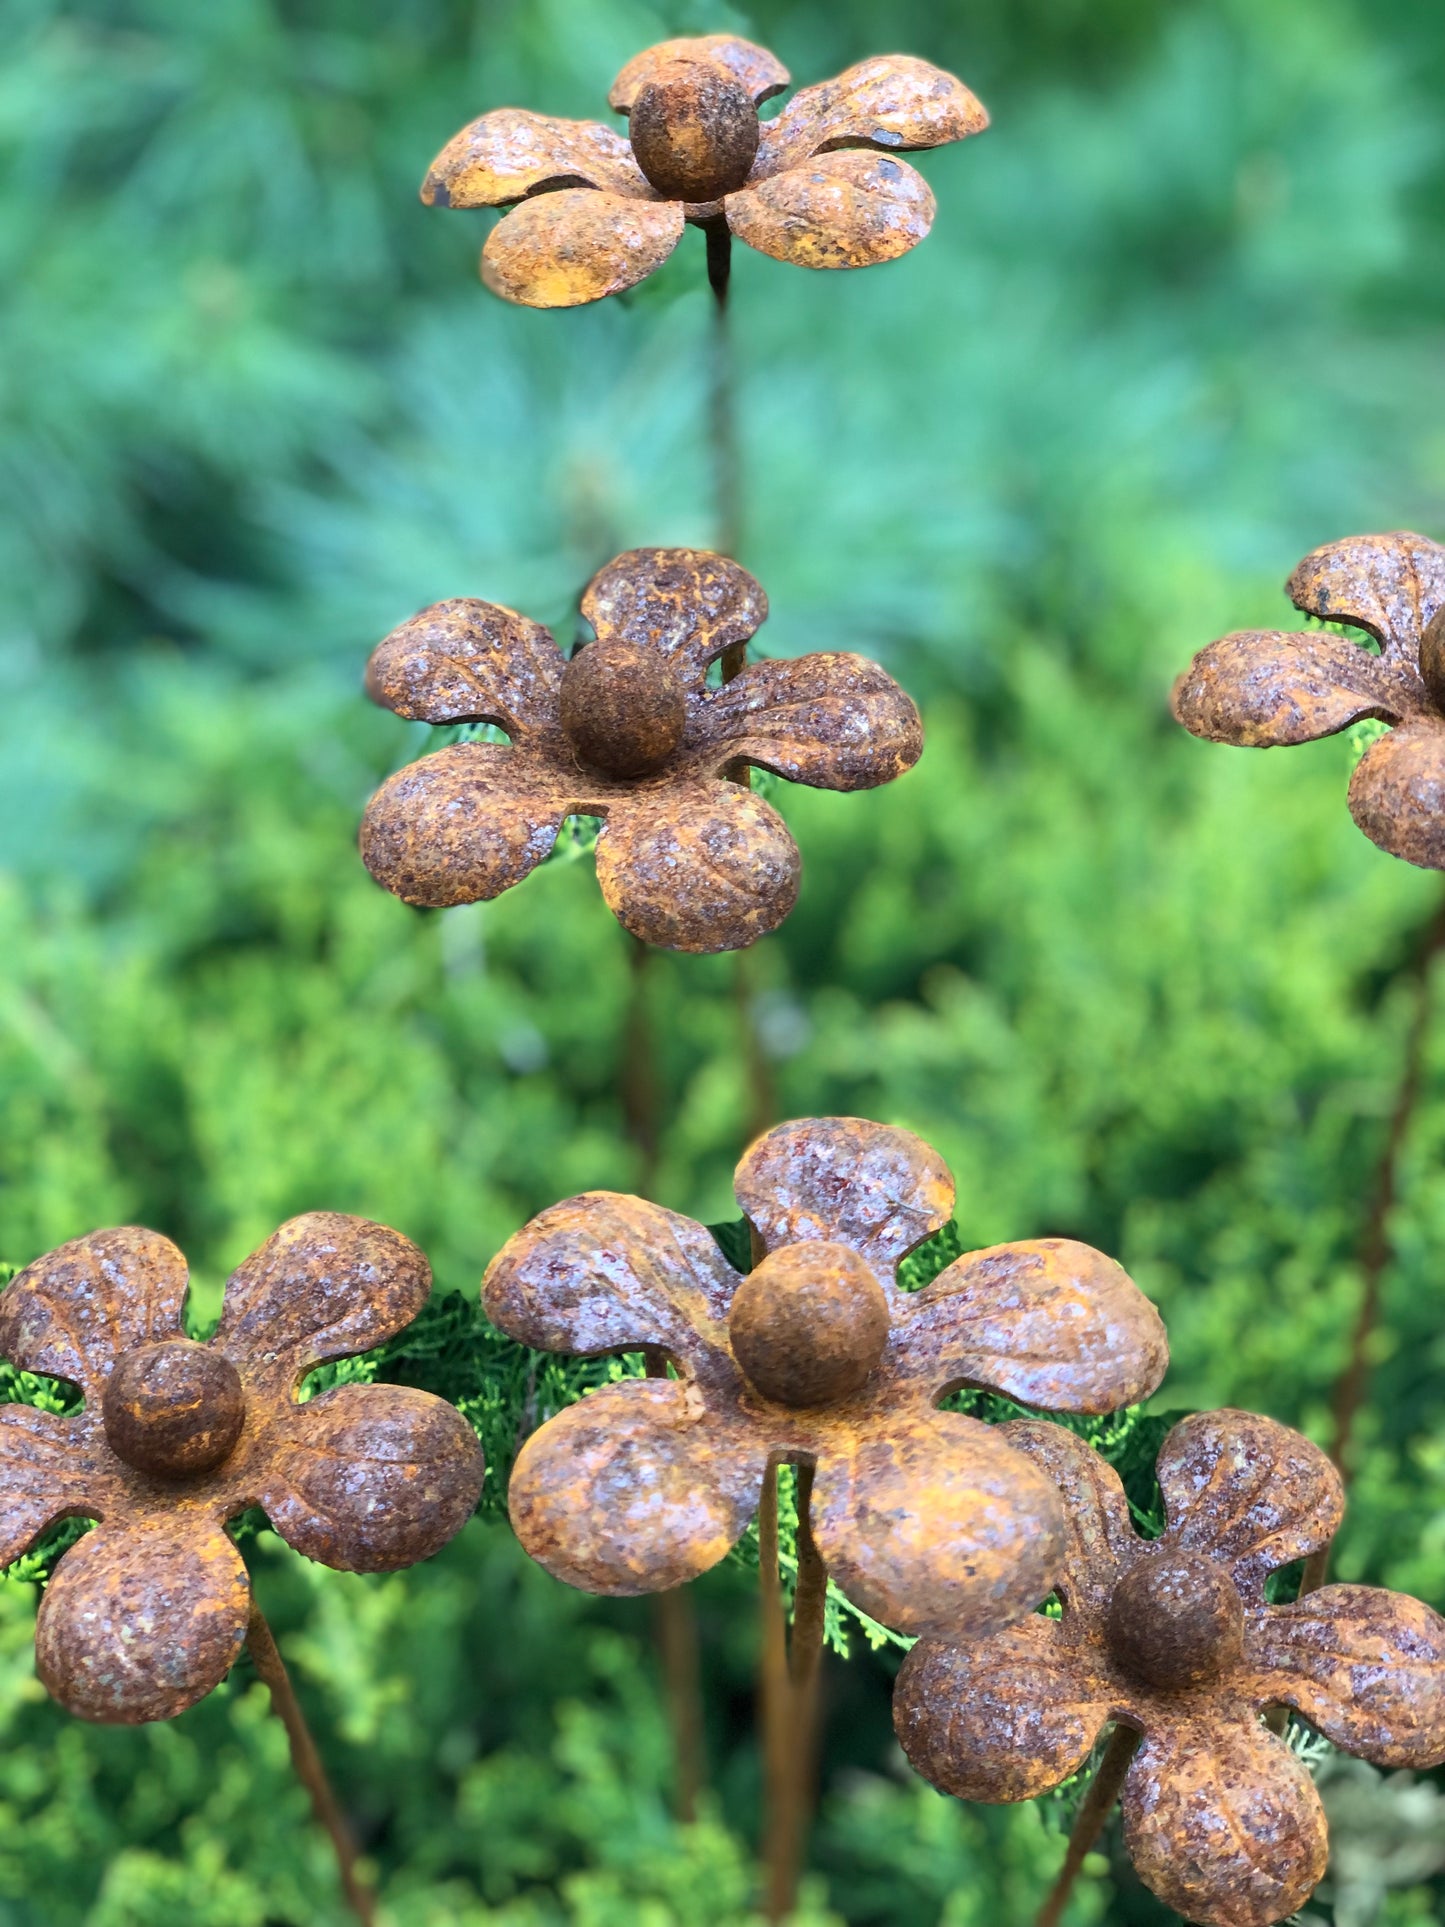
(0, 1217, 485, 1725)
(360, 548, 924, 954)
(893, 1410, 1445, 1927)
(420, 37, 988, 307)
(1173, 531, 1445, 869)
(481, 1116, 1167, 1639)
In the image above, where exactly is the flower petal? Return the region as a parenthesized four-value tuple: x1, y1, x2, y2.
(421, 110, 649, 206)
(360, 742, 569, 909)
(993, 1419, 1139, 1618)
(1156, 1410, 1342, 1606)
(364, 598, 566, 736)
(263, 1384, 483, 1573)
(609, 37, 790, 112)
(481, 191, 684, 309)
(753, 55, 988, 179)
(1348, 722, 1445, 868)
(893, 1616, 1111, 1801)
(482, 1192, 739, 1378)
(0, 1406, 112, 1565)
(1287, 530, 1445, 661)
(1121, 1717, 1328, 1927)
(0, 1227, 188, 1396)
(811, 1408, 1062, 1637)
(734, 1117, 954, 1277)
(697, 653, 922, 788)
(1171, 629, 1412, 745)
(892, 1240, 1167, 1414)
(507, 1377, 767, 1594)
(595, 780, 799, 953)
(728, 150, 935, 269)
(35, 1516, 249, 1723)
(1246, 1585, 1445, 1768)
(214, 1213, 431, 1397)
(582, 548, 768, 684)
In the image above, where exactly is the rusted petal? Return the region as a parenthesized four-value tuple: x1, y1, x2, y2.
(609, 36, 790, 112)
(0, 1406, 109, 1565)
(1348, 722, 1445, 869)
(421, 109, 649, 207)
(995, 1419, 1139, 1617)
(364, 598, 566, 735)
(1288, 531, 1445, 660)
(1171, 630, 1410, 746)
(360, 743, 569, 909)
(0, 1227, 188, 1396)
(895, 1240, 1168, 1415)
(507, 1377, 767, 1594)
(595, 780, 799, 954)
(811, 1409, 1062, 1638)
(727, 151, 935, 270)
(1247, 1585, 1445, 1769)
(582, 548, 768, 684)
(735, 1117, 953, 1275)
(698, 653, 923, 788)
(481, 190, 684, 308)
(36, 1517, 250, 1724)
(753, 55, 988, 179)
(1121, 1718, 1328, 1927)
(1156, 1410, 1343, 1607)
(893, 1616, 1111, 1801)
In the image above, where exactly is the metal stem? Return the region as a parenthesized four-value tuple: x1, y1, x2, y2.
(1033, 1724, 1140, 1927)
(646, 1345, 707, 1820)
(760, 1462, 828, 1923)
(622, 934, 661, 1198)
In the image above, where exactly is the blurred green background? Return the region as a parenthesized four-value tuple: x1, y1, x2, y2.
(3, 0, 1445, 1919)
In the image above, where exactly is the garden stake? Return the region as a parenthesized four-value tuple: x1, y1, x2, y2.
(757, 1466, 794, 1920)
(761, 1459, 829, 1924)
(1032, 1724, 1140, 1927)
(645, 1343, 707, 1822)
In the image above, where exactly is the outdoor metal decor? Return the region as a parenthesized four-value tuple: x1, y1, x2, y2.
(893, 1411, 1445, 1927)
(0, 1216, 484, 1723)
(420, 35, 989, 307)
(482, 1116, 1167, 1637)
(1174, 531, 1445, 867)
(361, 548, 923, 953)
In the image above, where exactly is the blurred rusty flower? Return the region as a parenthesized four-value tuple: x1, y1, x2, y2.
(360, 547, 923, 953)
(420, 34, 988, 306)
(0, 1216, 484, 1724)
(482, 1117, 1167, 1638)
(894, 1412, 1445, 1927)
(1174, 531, 1445, 868)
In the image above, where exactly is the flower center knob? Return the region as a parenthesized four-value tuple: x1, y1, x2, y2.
(102, 1340, 246, 1478)
(559, 638, 687, 778)
(1106, 1551, 1245, 1691)
(728, 1241, 891, 1407)
(628, 57, 760, 204)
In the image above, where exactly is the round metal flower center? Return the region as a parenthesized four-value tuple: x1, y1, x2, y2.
(559, 638, 687, 778)
(727, 1241, 891, 1407)
(1106, 1551, 1245, 1691)
(628, 58, 760, 203)
(102, 1340, 246, 1478)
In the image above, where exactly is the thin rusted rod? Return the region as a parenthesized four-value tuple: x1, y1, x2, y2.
(622, 934, 661, 1198)
(1034, 1723, 1141, 1927)
(758, 1465, 793, 1922)
(646, 1345, 707, 1820)
(761, 1463, 829, 1923)
(246, 1601, 376, 1927)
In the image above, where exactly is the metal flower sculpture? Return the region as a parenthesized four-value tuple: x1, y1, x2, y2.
(420, 34, 988, 307)
(482, 1116, 1167, 1637)
(360, 547, 923, 953)
(1174, 531, 1445, 868)
(0, 1216, 485, 1723)
(894, 1412, 1445, 1927)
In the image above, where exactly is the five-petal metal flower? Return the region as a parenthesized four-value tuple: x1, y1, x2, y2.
(894, 1412, 1445, 1927)
(1173, 531, 1445, 868)
(360, 547, 923, 953)
(420, 34, 988, 307)
(481, 1116, 1167, 1638)
(0, 1215, 485, 1724)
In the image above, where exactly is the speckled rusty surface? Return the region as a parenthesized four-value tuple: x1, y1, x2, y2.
(421, 38, 986, 307)
(361, 549, 923, 953)
(1173, 531, 1445, 869)
(0, 1218, 484, 1724)
(482, 1116, 1167, 1638)
(894, 1410, 1445, 1927)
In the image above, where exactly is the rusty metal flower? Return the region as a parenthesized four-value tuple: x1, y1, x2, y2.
(0, 1216, 485, 1724)
(894, 1412, 1445, 1927)
(420, 34, 988, 307)
(360, 547, 923, 953)
(1173, 531, 1445, 868)
(481, 1117, 1167, 1638)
